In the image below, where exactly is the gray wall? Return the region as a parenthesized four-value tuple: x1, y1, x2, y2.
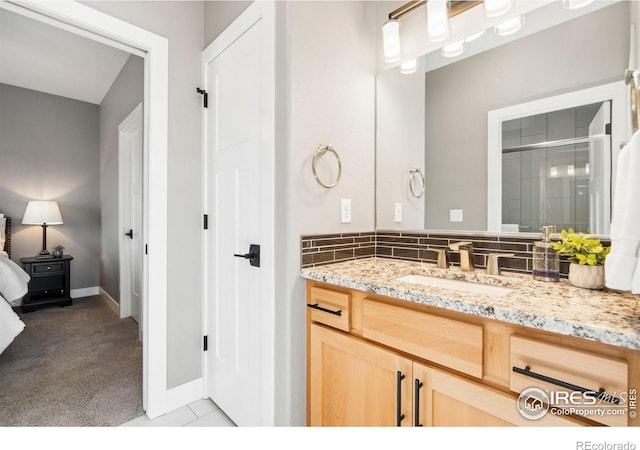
(99, 55, 144, 302)
(86, 1, 204, 389)
(204, 1, 252, 47)
(425, 2, 628, 230)
(0, 83, 100, 290)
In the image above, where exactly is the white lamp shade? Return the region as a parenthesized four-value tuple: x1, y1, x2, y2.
(495, 16, 524, 37)
(442, 40, 464, 58)
(383, 19, 402, 63)
(427, 0, 450, 42)
(563, 0, 595, 10)
(22, 201, 63, 225)
(484, 0, 514, 18)
(400, 59, 417, 74)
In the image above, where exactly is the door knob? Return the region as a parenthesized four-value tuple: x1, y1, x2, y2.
(233, 244, 260, 267)
(125, 229, 134, 239)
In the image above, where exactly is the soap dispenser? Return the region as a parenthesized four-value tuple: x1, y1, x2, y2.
(533, 225, 559, 282)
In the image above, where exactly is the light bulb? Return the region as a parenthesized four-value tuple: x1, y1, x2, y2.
(427, 0, 450, 43)
(383, 19, 402, 63)
(442, 40, 464, 58)
(562, 0, 595, 10)
(484, 0, 514, 18)
(400, 59, 417, 74)
(495, 16, 524, 37)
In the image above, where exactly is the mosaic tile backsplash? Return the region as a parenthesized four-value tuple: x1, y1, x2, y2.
(300, 230, 611, 278)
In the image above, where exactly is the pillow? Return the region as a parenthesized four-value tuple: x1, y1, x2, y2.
(0, 293, 25, 354)
(0, 256, 29, 306)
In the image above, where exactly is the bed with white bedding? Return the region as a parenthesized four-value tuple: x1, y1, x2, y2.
(0, 214, 28, 354)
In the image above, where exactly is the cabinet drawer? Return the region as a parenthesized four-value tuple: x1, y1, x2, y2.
(510, 336, 628, 427)
(361, 299, 483, 379)
(307, 287, 350, 332)
(31, 262, 64, 276)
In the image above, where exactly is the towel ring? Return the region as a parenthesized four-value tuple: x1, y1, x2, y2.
(409, 168, 425, 198)
(312, 144, 342, 189)
(625, 69, 640, 133)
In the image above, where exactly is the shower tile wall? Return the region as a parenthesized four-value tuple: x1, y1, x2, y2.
(501, 103, 601, 234)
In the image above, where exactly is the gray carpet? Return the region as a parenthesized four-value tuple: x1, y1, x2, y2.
(0, 295, 143, 426)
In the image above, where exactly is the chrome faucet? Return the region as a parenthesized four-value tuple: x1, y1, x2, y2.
(486, 253, 515, 275)
(449, 241, 475, 271)
(423, 247, 449, 269)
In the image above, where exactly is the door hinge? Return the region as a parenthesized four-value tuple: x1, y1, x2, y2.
(145, 244, 148, 255)
(203, 214, 209, 230)
(605, 123, 612, 135)
(203, 335, 208, 351)
(196, 87, 208, 108)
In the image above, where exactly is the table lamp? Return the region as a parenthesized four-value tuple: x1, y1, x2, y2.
(22, 200, 63, 258)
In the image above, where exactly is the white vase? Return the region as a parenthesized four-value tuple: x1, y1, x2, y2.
(568, 263, 605, 289)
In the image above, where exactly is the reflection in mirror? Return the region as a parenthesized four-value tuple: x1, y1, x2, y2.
(375, 0, 631, 236)
(500, 102, 607, 234)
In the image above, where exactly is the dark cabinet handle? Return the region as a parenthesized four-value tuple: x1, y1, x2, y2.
(233, 244, 260, 267)
(396, 371, 406, 426)
(306, 303, 342, 316)
(512, 366, 621, 404)
(414, 379, 424, 426)
(125, 229, 133, 239)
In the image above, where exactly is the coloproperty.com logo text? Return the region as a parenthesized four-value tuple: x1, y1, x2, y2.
(516, 387, 636, 420)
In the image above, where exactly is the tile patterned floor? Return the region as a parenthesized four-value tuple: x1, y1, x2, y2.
(119, 399, 236, 427)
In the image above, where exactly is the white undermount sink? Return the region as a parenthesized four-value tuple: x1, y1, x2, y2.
(395, 274, 514, 297)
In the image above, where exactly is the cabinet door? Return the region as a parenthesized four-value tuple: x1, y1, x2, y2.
(309, 323, 412, 426)
(413, 363, 586, 427)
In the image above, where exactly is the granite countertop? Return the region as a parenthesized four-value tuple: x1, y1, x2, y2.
(300, 257, 640, 351)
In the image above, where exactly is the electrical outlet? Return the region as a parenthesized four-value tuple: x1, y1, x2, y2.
(341, 199, 351, 224)
(394, 202, 402, 223)
(450, 209, 463, 222)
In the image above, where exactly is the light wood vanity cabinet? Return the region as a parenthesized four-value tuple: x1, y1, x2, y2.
(306, 279, 638, 427)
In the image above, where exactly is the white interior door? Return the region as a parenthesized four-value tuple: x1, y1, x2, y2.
(119, 103, 143, 339)
(588, 101, 611, 235)
(203, 2, 275, 427)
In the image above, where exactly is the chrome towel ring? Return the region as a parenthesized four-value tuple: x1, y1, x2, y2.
(409, 168, 425, 198)
(312, 144, 342, 189)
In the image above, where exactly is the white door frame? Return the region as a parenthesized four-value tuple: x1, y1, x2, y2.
(119, 103, 143, 323)
(0, 0, 170, 418)
(487, 81, 627, 234)
(201, 1, 276, 425)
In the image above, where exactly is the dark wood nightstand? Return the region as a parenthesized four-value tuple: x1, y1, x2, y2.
(20, 255, 73, 313)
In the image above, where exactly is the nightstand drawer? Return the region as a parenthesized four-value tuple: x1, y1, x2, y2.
(30, 274, 65, 292)
(31, 262, 64, 276)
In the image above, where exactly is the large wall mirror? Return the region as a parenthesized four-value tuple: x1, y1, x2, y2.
(376, 0, 632, 236)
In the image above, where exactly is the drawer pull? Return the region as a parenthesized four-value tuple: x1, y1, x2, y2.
(512, 366, 621, 404)
(307, 303, 342, 316)
(396, 371, 406, 426)
(414, 379, 424, 427)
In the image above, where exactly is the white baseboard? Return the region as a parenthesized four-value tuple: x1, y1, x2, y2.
(99, 287, 120, 316)
(165, 378, 204, 413)
(70, 286, 100, 298)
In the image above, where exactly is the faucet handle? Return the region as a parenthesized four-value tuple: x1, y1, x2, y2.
(486, 253, 515, 275)
(449, 241, 473, 251)
(424, 247, 450, 269)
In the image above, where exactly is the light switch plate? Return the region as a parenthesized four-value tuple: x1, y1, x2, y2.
(394, 202, 402, 223)
(341, 199, 352, 224)
(450, 209, 463, 222)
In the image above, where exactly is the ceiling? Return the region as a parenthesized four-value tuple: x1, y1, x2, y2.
(0, 7, 131, 105)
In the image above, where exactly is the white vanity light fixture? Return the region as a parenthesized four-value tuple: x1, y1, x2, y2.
(562, 0, 595, 10)
(464, 29, 486, 43)
(550, 166, 558, 177)
(567, 164, 575, 176)
(383, 18, 402, 62)
(427, 0, 450, 42)
(495, 15, 524, 37)
(483, 0, 514, 18)
(442, 40, 464, 58)
(400, 58, 418, 74)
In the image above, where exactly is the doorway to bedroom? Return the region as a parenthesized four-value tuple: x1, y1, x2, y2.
(0, 6, 145, 426)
